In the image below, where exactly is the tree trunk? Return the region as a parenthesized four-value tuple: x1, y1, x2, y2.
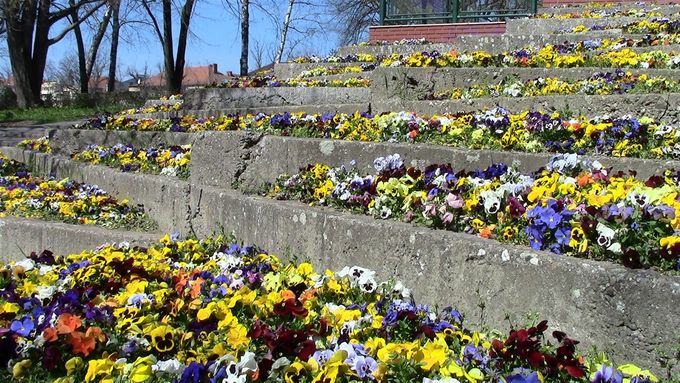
(69, 2, 88, 93)
(107, 0, 120, 92)
(4, 0, 106, 107)
(275, 0, 295, 64)
(85, 4, 112, 90)
(170, 0, 194, 94)
(240, 0, 249, 76)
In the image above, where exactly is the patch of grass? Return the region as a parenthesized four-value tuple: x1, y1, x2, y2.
(0, 105, 126, 124)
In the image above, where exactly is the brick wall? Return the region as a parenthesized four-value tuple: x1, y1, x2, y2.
(368, 22, 506, 43)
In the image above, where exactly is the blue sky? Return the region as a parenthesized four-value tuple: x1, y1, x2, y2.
(40, 0, 342, 80)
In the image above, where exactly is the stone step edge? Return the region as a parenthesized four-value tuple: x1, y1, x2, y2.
(0, 216, 159, 263)
(27, 125, 680, 185)
(2, 147, 678, 375)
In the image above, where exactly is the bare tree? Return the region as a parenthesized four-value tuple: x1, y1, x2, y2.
(1, 0, 106, 107)
(239, 0, 249, 76)
(53, 53, 81, 90)
(107, 0, 121, 91)
(141, 0, 197, 94)
(250, 38, 276, 69)
(325, 0, 378, 45)
(70, 0, 113, 93)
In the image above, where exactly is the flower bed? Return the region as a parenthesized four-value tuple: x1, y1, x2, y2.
(71, 144, 191, 179)
(17, 137, 52, 153)
(569, 17, 680, 33)
(0, 235, 662, 382)
(207, 76, 371, 88)
(0, 152, 154, 230)
(78, 108, 680, 160)
(14, 140, 191, 179)
(537, 8, 666, 19)
(424, 70, 679, 100)
(266, 153, 680, 271)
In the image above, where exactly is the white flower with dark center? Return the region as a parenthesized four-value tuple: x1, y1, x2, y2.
(596, 223, 621, 253)
(480, 190, 502, 214)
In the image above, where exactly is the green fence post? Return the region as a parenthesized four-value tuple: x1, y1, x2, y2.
(450, 0, 459, 23)
(379, 0, 387, 25)
(530, 0, 538, 15)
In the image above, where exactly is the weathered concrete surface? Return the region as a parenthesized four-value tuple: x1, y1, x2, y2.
(188, 131, 262, 189)
(41, 129, 680, 192)
(1, 148, 189, 235)
(188, 133, 680, 190)
(338, 30, 622, 56)
(0, 217, 158, 262)
(46, 128, 194, 155)
(374, 93, 680, 122)
(0, 121, 78, 147)
(6, 148, 679, 374)
(506, 16, 644, 34)
(371, 67, 680, 100)
(184, 87, 370, 111)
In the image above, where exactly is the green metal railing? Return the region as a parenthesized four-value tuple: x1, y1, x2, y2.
(379, 0, 538, 25)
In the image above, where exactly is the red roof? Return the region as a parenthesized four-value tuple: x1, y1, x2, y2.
(143, 64, 233, 88)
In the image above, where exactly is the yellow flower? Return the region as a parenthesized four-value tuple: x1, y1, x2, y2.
(65, 357, 84, 376)
(227, 323, 250, 350)
(417, 337, 449, 372)
(85, 358, 116, 382)
(149, 325, 175, 352)
(12, 359, 32, 380)
(129, 355, 156, 382)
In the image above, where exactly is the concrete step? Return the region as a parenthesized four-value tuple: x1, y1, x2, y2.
(538, 2, 680, 14)
(371, 67, 680, 99)
(0, 216, 158, 263)
(183, 87, 370, 111)
(4, 144, 678, 376)
(506, 15, 672, 34)
(373, 92, 680, 121)
(537, 3, 680, 15)
(339, 30, 626, 56)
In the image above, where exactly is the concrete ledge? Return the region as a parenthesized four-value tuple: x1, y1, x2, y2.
(37, 129, 680, 192)
(338, 30, 623, 56)
(1, 148, 189, 234)
(537, 3, 680, 15)
(506, 16, 644, 34)
(184, 87, 370, 111)
(371, 67, 680, 100)
(0, 217, 159, 262)
(46, 129, 194, 155)
(188, 133, 680, 190)
(373, 92, 680, 121)
(4, 147, 679, 373)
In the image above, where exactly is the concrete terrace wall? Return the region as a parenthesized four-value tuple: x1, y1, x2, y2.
(35, 129, 680, 187)
(505, 16, 643, 34)
(184, 87, 370, 110)
(0, 217, 159, 263)
(373, 92, 680, 120)
(1, 145, 679, 375)
(371, 67, 680, 99)
(369, 22, 506, 43)
(339, 31, 622, 56)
